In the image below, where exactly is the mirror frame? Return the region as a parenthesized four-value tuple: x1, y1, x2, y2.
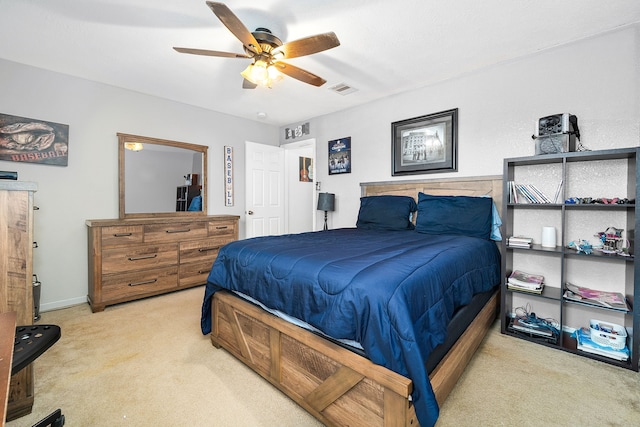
(118, 132, 208, 219)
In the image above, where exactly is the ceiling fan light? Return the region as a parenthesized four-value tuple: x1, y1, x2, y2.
(267, 65, 283, 82)
(241, 61, 281, 88)
(241, 64, 258, 85)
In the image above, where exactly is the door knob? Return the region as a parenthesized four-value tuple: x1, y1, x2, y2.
(247, 210, 254, 215)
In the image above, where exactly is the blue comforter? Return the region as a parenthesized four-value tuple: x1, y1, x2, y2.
(201, 228, 501, 427)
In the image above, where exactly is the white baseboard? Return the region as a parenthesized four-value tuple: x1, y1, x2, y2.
(40, 296, 88, 313)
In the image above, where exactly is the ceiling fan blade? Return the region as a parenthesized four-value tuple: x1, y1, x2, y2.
(173, 47, 251, 58)
(273, 32, 340, 59)
(242, 79, 258, 89)
(274, 62, 326, 87)
(206, 1, 262, 55)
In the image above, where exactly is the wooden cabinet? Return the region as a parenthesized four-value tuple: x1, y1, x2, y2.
(501, 148, 639, 371)
(86, 215, 239, 312)
(0, 181, 37, 420)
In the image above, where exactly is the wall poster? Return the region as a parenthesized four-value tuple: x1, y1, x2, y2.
(0, 113, 69, 166)
(328, 137, 351, 175)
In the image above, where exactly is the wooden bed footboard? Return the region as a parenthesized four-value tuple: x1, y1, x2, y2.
(210, 289, 499, 427)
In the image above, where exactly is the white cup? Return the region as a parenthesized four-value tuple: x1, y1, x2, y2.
(542, 226, 556, 248)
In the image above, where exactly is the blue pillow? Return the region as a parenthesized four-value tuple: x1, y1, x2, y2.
(356, 195, 417, 230)
(415, 193, 493, 239)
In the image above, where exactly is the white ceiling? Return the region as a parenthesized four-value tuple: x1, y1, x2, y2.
(1, 1, 639, 126)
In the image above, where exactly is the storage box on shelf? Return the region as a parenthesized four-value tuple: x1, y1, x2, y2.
(501, 148, 639, 372)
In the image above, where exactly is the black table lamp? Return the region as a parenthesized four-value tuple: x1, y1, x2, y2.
(317, 192, 335, 231)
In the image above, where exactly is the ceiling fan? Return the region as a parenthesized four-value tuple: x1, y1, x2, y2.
(174, 1, 340, 89)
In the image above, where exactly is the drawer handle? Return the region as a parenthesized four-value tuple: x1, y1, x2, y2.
(198, 269, 211, 275)
(114, 233, 133, 237)
(129, 279, 157, 287)
(198, 246, 220, 252)
(215, 226, 228, 230)
(128, 254, 158, 261)
(166, 228, 191, 233)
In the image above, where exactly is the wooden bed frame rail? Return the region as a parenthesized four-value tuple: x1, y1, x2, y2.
(211, 289, 499, 427)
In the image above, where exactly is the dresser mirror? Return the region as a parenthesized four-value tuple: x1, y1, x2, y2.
(118, 133, 207, 219)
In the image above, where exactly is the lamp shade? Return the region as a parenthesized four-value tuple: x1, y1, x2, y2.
(317, 192, 335, 211)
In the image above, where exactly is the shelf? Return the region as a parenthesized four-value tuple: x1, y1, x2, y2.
(564, 250, 634, 263)
(508, 203, 562, 208)
(501, 148, 639, 372)
(506, 285, 562, 301)
(562, 298, 633, 314)
(505, 147, 638, 166)
(564, 203, 634, 210)
(561, 332, 633, 369)
(507, 243, 562, 253)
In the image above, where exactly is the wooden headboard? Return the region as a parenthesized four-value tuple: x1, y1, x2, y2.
(360, 175, 503, 215)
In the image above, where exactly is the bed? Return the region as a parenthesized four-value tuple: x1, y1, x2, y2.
(201, 176, 503, 427)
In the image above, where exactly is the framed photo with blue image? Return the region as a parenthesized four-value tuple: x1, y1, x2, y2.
(328, 137, 351, 175)
(392, 108, 457, 176)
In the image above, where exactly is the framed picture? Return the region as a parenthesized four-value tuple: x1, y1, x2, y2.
(391, 108, 457, 176)
(328, 137, 351, 175)
(299, 156, 313, 182)
(0, 113, 69, 166)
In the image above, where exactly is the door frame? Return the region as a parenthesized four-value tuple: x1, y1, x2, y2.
(244, 139, 317, 237)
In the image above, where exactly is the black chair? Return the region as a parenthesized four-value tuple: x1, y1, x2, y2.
(12, 324, 65, 427)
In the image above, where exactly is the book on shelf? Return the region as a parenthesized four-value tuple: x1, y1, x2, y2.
(507, 236, 533, 248)
(526, 184, 552, 203)
(507, 242, 532, 248)
(507, 282, 544, 295)
(553, 180, 563, 203)
(510, 317, 554, 337)
(509, 182, 552, 204)
(508, 181, 519, 203)
(563, 282, 630, 312)
(508, 270, 544, 288)
(507, 282, 544, 294)
(574, 327, 629, 361)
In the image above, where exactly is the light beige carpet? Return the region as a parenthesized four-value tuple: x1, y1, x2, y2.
(7, 287, 640, 426)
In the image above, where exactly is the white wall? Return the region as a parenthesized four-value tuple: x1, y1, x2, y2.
(300, 25, 639, 230)
(0, 59, 278, 311)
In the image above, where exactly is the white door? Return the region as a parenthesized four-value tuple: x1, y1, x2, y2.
(245, 141, 285, 238)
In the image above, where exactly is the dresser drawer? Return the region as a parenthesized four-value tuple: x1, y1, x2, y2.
(144, 222, 208, 243)
(101, 267, 178, 301)
(102, 243, 178, 274)
(208, 220, 236, 237)
(179, 238, 226, 264)
(101, 225, 144, 247)
(179, 261, 213, 287)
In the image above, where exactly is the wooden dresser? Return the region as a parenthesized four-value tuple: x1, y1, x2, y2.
(0, 181, 37, 421)
(86, 215, 239, 312)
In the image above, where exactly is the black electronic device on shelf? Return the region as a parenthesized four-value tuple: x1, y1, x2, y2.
(531, 113, 581, 155)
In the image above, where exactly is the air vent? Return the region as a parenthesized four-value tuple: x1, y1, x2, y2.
(329, 83, 358, 96)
